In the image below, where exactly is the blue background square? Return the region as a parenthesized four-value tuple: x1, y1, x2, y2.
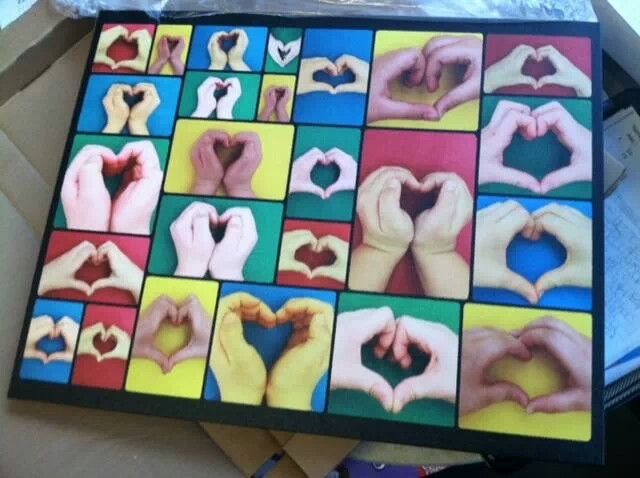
(188, 26, 268, 71)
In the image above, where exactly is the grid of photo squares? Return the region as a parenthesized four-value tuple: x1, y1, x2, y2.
(14, 18, 599, 457)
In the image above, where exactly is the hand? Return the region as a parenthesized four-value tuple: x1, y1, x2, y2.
(478, 100, 541, 193)
(132, 295, 177, 371)
(208, 31, 228, 70)
(297, 58, 339, 94)
(222, 132, 261, 198)
(367, 48, 438, 122)
(102, 84, 132, 134)
(324, 148, 357, 198)
(288, 148, 325, 198)
(259, 86, 279, 121)
(100, 325, 131, 361)
(484, 44, 538, 93)
(516, 317, 592, 413)
(128, 83, 160, 136)
(532, 101, 592, 193)
(209, 207, 258, 280)
(459, 327, 532, 415)
(191, 77, 220, 118)
(114, 29, 152, 72)
(61, 145, 113, 231)
(216, 77, 242, 120)
(267, 34, 301, 68)
(110, 140, 163, 235)
(278, 229, 316, 277)
(391, 317, 459, 412)
(24, 316, 56, 363)
(274, 86, 292, 122)
(412, 172, 472, 254)
(76, 322, 106, 360)
(165, 295, 212, 372)
(148, 36, 171, 74)
(473, 201, 539, 304)
(267, 298, 334, 410)
(536, 45, 592, 97)
(423, 35, 483, 117)
(171, 202, 217, 278)
(39, 240, 95, 295)
(330, 307, 396, 411)
(531, 203, 592, 296)
(227, 29, 250, 71)
(310, 235, 349, 283)
(90, 241, 144, 302)
(45, 317, 79, 363)
(190, 130, 226, 194)
(210, 293, 276, 404)
(333, 54, 369, 94)
(168, 36, 186, 75)
(95, 25, 127, 69)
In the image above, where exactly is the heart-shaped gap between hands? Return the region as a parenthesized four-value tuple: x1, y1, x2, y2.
(521, 56, 557, 82)
(93, 332, 118, 355)
(153, 317, 192, 359)
(213, 84, 230, 102)
(277, 46, 291, 62)
(213, 139, 245, 170)
(363, 337, 430, 387)
(309, 161, 341, 190)
(36, 335, 67, 356)
(218, 33, 239, 54)
(73, 255, 113, 289)
(399, 185, 439, 219)
(106, 36, 139, 63)
(312, 67, 356, 89)
(123, 92, 145, 110)
(294, 244, 337, 272)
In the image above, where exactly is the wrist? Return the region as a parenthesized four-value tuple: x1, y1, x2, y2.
(360, 242, 406, 266)
(275, 105, 289, 121)
(192, 179, 219, 195)
(223, 181, 254, 198)
(216, 104, 234, 120)
(192, 104, 214, 118)
(128, 119, 149, 135)
(103, 119, 127, 134)
(412, 240, 456, 257)
(110, 219, 150, 235)
(209, 263, 244, 281)
(175, 262, 207, 278)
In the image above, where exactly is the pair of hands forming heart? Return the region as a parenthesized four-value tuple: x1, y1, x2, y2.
(460, 317, 592, 416)
(208, 29, 250, 71)
(77, 322, 130, 362)
(368, 35, 482, 122)
(132, 295, 212, 374)
(330, 307, 458, 413)
(279, 230, 349, 283)
(258, 85, 292, 123)
(289, 147, 357, 200)
(473, 200, 592, 304)
(190, 130, 261, 199)
(267, 34, 301, 68)
(61, 142, 163, 234)
(25, 316, 79, 364)
(102, 83, 160, 136)
(479, 100, 592, 194)
(210, 293, 334, 411)
(149, 35, 186, 75)
(95, 25, 152, 72)
(171, 202, 258, 281)
(297, 55, 369, 95)
(484, 44, 592, 98)
(192, 77, 242, 120)
(38, 240, 143, 302)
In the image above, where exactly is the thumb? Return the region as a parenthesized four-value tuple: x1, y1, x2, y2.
(502, 269, 538, 304)
(392, 375, 431, 413)
(90, 277, 119, 294)
(539, 166, 580, 194)
(496, 167, 542, 194)
(535, 265, 572, 297)
(66, 279, 92, 296)
(218, 312, 249, 359)
(219, 216, 243, 247)
(517, 74, 538, 89)
(350, 367, 394, 412)
(378, 178, 403, 221)
(536, 74, 558, 89)
(435, 79, 478, 117)
(431, 180, 458, 216)
(485, 381, 530, 409)
(527, 389, 587, 414)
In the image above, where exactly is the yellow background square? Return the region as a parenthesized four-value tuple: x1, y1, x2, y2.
(459, 303, 592, 441)
(164, 119, 295, 200)
(125, 276, 219, 399)
(148, 24, 193, 75)
(370, 31, 482, 131)
(258, 74, 297, 121)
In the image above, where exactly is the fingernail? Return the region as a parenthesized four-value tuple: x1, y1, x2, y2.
(444, 181, 456, 193)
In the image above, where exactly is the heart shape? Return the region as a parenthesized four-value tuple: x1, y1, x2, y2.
(153, 318, 192, 359)
(521, 55, 556, 82)
(268, 35, 301, 68)
(93, 332, 117, 355)
(107, 35, 139, 62)
(123, 91, 145, 109)
(36, 334, 67, 356)
(278, 46, 290, 61)
(294, 243, 337, 272)
(290, 147, 358, 200)
(73, 255, 112, 289)
(218, 32, 239, 53)
(213, 138, 245, 169)
(312, 67, 356, 89)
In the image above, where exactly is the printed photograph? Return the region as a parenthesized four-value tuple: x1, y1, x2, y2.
(92, 23, 155, 74)
(188, 25, 268, 71)
(147, 24, 193, 76)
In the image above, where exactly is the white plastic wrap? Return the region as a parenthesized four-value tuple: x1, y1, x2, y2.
(51, 0, 597, 21)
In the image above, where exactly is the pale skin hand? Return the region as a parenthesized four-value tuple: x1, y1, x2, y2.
(324, 148, 358, 198)
(459, 327, 532, 416)
(110, 140, 163, 235)
(297, 58, 339, 95)
(531, 203, 592, 296)
(423, 35, 483, 117)
(102, 84, 132, 134)
(310, 235, 349, 283)
(132, 295, 177, 372)
(222, 132, 261, 198)
(210, 293, 276, 404)
(165, 295, 212, 372)
(278, 229, 316, 277)
(76, 323, 131, 362)
(411, 173, 472, 300)
(484, 44, 538, 93)
(167, 36, 186, 75)
(190, 130, 226, 195)
(473, 201, 539, 304)
(209, 207, 258, 281)
(330, 307, 396, 411)
(100, 325, 131, 361)
(115, 29, 152, 72)
(532, 101, 592, 193)
(536, 45, 592, 97)
(47, 317, 80, 363)
(39, 240, 96, 296)
(61, 145, 113, 231)
(90, 241, 144, 302)
(128, 83, 160, 136)
(288, 148, 325, 198)
(24, 316, 55, 363)
(349, 167, 419, 292)
(267, 299, 334, 410)
(208, 31, 228, 70)
(333, 54, 369, 94)
(148, 36, 172, 74)
(516, 317, 592, 413)
(392, 317, 459, 412)
(95, 25, 128, 69)
(76, 322, 106, 361)
(227, 29, 250, 71)
(367, 48, 438, 122)
(478, 100, 542, 193)
(191, 77, 220, 118)
(170, 202, 217, 278)
(216, 77, 242, 120)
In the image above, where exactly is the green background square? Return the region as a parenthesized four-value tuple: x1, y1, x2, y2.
(328, 292, 460, 427)
(286, 125, 361, 222)
(178, 71, 261, 120)
(264, 28, 303, 74)
(148, 194, 283, 282)
(53, 134, 170, 229)
(480, 95, 592, 199)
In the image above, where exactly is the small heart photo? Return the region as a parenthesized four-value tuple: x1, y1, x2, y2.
(148, 25, 192, 76)
(266, 28, 302, 73)
(93, 23, 155, 74)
